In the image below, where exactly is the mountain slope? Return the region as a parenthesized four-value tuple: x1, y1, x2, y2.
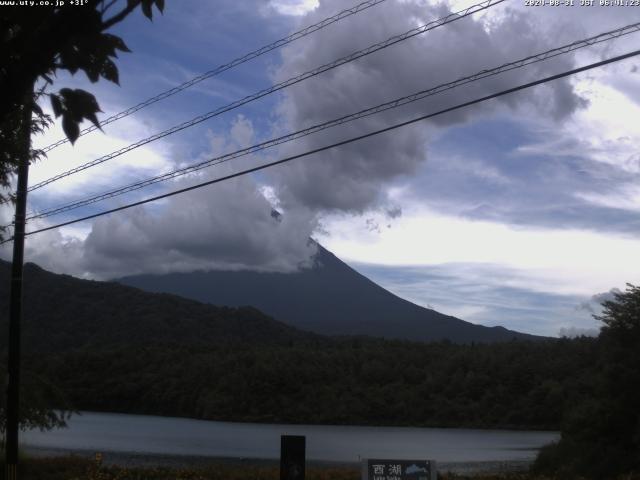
(0, 259, 576, 430)
(119, 245, 539, 343)
(0, 260, 316, 354)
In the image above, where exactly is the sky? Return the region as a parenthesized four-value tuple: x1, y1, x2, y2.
(2, 0, 640, 337)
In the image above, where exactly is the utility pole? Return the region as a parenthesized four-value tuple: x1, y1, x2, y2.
(5, 89, 33, 480)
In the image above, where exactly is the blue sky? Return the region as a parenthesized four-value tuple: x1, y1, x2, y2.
(2, 0, 640, 337)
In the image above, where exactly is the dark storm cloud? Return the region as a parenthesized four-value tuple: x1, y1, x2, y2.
(269, 0, 586, 213)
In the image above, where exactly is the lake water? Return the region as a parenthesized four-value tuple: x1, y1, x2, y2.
(22, 412, 558, 465)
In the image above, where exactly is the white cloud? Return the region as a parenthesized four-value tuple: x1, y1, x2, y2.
(28, 104, 174, 206)
(350, 260, 602, 335)
(575, 185, 640, 212)
(268, 0, 319, 16)
(78, 175, 318, 279)
(515, 70, 640, 174)
(317, 205, 640, 296)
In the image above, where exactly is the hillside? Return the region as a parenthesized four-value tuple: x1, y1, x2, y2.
(0, 259, 592, 430)
(0, 260, 316, 354)
(120, 244, 539, 343)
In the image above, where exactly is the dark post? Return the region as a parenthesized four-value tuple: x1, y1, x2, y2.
(280, 435, 305, 480)
(5, 95, 32, 480)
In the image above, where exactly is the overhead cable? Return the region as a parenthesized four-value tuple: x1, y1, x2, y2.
(40, 0, 390, 153)
(3, 48, 637, 244)
(28, 0, 505, 192)
(25, 21, 640, 221)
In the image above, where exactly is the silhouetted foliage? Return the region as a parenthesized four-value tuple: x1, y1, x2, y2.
(0, 0, 165, 431)
(533, 284, 640, 478)
(0, 361, 72, 436)
(0, 0, 164, 215)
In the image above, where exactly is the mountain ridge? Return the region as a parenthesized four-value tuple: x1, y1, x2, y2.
(119, 244, 541, 343)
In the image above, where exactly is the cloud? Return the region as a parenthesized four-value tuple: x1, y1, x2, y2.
(268, 0, 319, 16)
(576, 287, 622, 314)
(267, 0, 586, 215)
(76, 116, 316, 279)
(3, 172, 319, 280)
(575, 185, 640, 213)
(317, 205, 640, 297)
(4, 0, 637, 309)
(393, 87, 640, 236)
(28, 102, 174, 208)
(2, 114, 319, 279)
(349, 261, 600, 336)
(80, 175, 318, 279)
(558, 326, 599, 338)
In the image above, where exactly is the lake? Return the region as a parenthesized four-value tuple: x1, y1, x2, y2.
(21, 411, 558, 467)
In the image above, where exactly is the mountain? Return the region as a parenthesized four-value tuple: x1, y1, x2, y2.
(0, 259, 580, 430)
(119, 244, 539, 343)
(0, 260, 316, 354)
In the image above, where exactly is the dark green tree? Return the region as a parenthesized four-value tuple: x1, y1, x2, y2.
(0, 0, 165, 207)
(0, 363, 72, 439)
(534, 284, 640, 478)
(0, 0, 165, 437)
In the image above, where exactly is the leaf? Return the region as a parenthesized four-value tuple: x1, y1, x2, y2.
(100, 59, 119, 85)
(85, 111, 101, 130)
(62, 115, 80, 145)
(96, 36, 117, 59)
(58, 89, 102, 131)
(104, 33, 131, 53)
(155, 0, 165, 13)
(76, 90, 101, 112)
(59, 45, 80, 75)
(141, 0, 153, 19)
(31, 102, 44, 117)
(84, 62, 101, 83)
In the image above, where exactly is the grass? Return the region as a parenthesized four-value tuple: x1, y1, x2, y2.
(13, 455, 640, 480)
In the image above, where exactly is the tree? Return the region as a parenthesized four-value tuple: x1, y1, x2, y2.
(0, 0, 166, 471)
(533, 284, 640, 478)
(0, 0, 165, 208)
(0, 362, 71, 438)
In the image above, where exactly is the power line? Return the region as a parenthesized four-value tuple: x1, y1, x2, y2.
(40, 0, 390, 153)
(24, 21, 640, 222)
(28, 0, 505, 192)
(4, 48, 637, 244)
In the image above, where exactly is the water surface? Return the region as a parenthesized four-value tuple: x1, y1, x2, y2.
(22, 412, 558, 464)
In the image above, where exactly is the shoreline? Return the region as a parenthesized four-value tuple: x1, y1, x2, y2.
(23, 445, 533, 475)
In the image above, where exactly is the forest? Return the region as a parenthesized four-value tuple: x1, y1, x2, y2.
(20, 336, 596, 430)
